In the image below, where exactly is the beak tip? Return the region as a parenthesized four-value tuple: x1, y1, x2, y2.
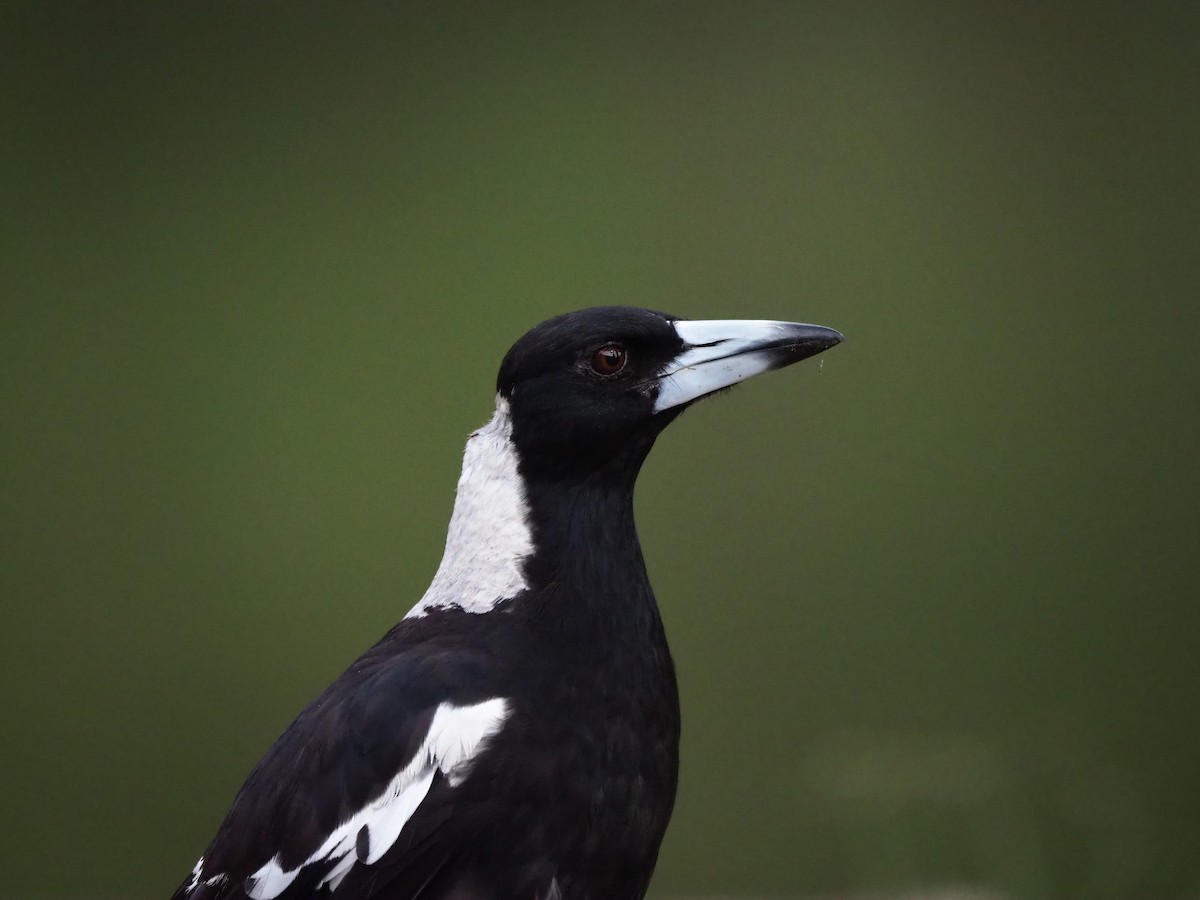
(814, 326, 845, 347)
(783, 324, 844, 357)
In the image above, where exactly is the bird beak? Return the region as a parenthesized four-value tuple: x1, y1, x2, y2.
(653, 318, 844, 413)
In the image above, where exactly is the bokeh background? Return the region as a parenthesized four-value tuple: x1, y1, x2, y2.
(3, 3, 1197, 898)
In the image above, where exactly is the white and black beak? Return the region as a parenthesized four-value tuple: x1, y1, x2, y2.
(653, 318, 845, 412)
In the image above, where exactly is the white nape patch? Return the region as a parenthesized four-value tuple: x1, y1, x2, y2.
(654, 318, 814, 413)
(407, 396, 533, 618)
(245, 698, 510, 900)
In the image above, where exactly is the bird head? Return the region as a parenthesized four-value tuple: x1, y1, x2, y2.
(496, 306, 843, 482)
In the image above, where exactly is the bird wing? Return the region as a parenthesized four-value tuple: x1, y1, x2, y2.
(171, 632, 509, 900)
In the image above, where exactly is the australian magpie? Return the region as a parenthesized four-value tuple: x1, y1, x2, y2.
(172, 306, 842, 900)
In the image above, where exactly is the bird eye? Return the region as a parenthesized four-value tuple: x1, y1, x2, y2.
(589, 343, 628, 377)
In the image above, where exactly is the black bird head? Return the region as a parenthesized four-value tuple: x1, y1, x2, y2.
(496, 306, 843, 482)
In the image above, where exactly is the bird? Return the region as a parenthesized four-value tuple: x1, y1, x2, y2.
(171, 305, 843, 900)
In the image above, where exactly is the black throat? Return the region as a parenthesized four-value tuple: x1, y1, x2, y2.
(514, 432, 668, 660)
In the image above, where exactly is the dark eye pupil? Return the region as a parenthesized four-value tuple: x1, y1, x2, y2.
(591, 344, 627, 375)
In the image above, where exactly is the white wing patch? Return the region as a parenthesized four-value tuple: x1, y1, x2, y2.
(245, 698, 510, 900)
(185, 857, 203, 893)
(183, 857, 227, 894)
(407, 396, 533, 618)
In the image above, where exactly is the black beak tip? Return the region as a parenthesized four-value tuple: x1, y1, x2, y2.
(821, 330, 845, 351)
(816, 326, 845, 347)
(782, 324, 845, 361)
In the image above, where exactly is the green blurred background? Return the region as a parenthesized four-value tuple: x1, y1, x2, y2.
(3, 2, 1197, 898)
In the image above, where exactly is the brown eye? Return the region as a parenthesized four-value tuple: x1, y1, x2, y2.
(589, 343, 628, 377)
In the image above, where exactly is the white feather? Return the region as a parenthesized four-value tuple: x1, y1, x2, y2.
(184, 857, 203, 893)
(246, 698, 510, 900)
(407, 395, 533, 618)
(184, 858, 227, 894)
(321, 852, 357, 893)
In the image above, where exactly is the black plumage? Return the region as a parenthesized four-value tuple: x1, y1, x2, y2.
(172, 306, 842, 900)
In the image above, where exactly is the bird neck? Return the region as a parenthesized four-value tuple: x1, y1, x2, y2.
(409, 398, 663, 644)
(408, 400, 534, 618)
(518, 467, 663, 642)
